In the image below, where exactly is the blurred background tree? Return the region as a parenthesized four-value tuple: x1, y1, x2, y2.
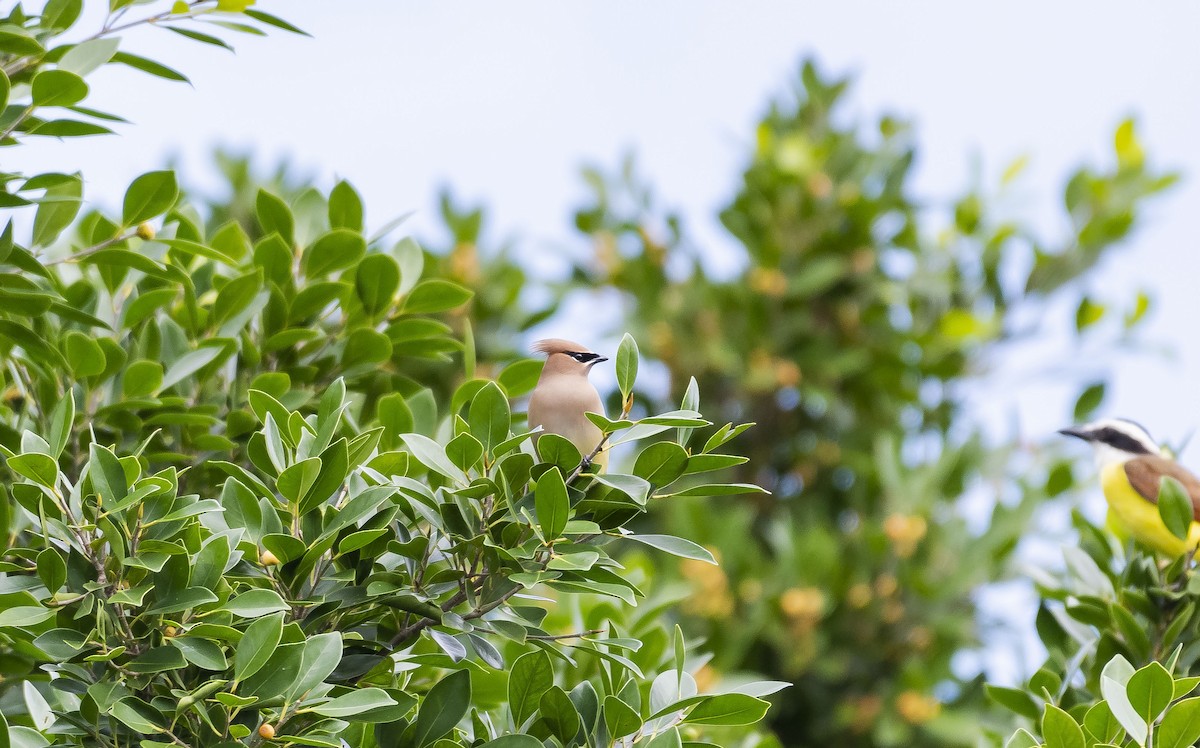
(185, 58, 1173, 746)
(560, 61, 1174, 746)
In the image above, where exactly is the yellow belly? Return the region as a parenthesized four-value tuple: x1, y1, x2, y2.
(1101, 462, 1200, 557)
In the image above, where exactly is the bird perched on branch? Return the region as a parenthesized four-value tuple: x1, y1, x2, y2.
(528, 339, 608, 472)
(1060, 418, 1200, 557)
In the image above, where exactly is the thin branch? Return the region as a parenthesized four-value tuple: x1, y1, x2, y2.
(528, 628, 606, 642)
(44, 230, 138, 266)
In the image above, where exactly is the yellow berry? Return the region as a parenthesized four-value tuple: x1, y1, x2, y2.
(163, 626, 177, 638)
(135, 223, 156, 240)
(260, 550, 280, 566)
(258, 723, 275, 739)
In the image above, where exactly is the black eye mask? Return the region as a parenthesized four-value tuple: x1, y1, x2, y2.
(567, 351, 601, 363)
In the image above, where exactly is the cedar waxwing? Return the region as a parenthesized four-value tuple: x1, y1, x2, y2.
(528, 339, 609, 471)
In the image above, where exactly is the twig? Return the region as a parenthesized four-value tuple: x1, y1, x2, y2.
(45, 230, 138, 266)
(528, 628, 606, 641)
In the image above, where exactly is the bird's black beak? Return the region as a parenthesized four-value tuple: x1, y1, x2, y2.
(1057, 427, 1090, 441)
(594, 356, 609, 364)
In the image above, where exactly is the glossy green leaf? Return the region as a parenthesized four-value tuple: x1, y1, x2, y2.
(536, 467, 569, 541)
(356, 253, 401, 315)
(509, 650, 554, 725)
(329, 179, 363, 231)
(1159, 475, 1194, 541)
(223, 589, 289, 618)
(122, 170, 178, 226)
(63, 331, 106, 377)
(1041, 703, 1084, 748)
(303, 228, 366, 278)
(402, 279, 474, 314)
(31, 69, 88, 107)
(234, 611, 283, 681)
(32, 175, 82, 247)
(1127, 661, 1173, 724)
(7, 453, 58, 488)
(615, 332, 639, 400)
(256, 189, 294, 245)
(310, 687, 398, 717)
(35, 549, 66, 595)
(1158, 697, 1200, 748)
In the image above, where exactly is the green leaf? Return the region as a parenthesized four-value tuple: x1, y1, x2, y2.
(171, 637, 228, 671)
(1127, 661, 1173, 724)
(985, 685, 1040, 721)
(7, 453, 58, 488)
(498, 359, 542, 398)
(277, 458, 321, 505)
(673, 483, 768, 497)
(160, 346, 222, 391)
(0, 605, 56, 627)
(645, 727, 682, 748)
(623, 534, 715, 563)
(469, 382, 510, 455)
(31, 69, 88, 106)
(32, 175, 82, 247)
(356, 253, 401, 315)
(1159, 475, 1194, 541)
(593, 473, 651, 504)
(191, 536, 230, 590)
(1041, 703, 1084, 748)
(303, 228, 366, 277)
(123, 360, 163, 397)
(245, 9, 310, 35)
(35, 549, 66, 595)
(539, 686, 581, 743)
(63, 331, 106, 377)
(1073, 382, 1106, 422)
(329, 179, 363, 231)
(110, 698, 163, 733)
(535, 467, 569, 541)
(1005, 729, 1040, 748)
(407, 669, 470, 746)
(682, 694, 770, 726)
(1101, 655, 1145, 744)
(256, 189, 294, 245)
(604, 695, 642, 740)
(311, 687, 398, 717)
(42, 0, 83, 31)
(57, 39, 117, 79)
(615, 332, 639, 400)
(402, 279, 474, 314)
(89, 443, 128, 504)
(633, 442, 689, 487)
(1158, 697, 1200, 748)
(477, 737, 543, 748)
(400, 433, 468, 484)
(48, 394, 74, 460)
(222, 589, 289, 618)
(287, 632, 342, 699)
(166, 25, 233, 50)
(111, 51, 189, 83)
(122, 170, 178, 226)
(509, 650, 554, 725)
(234, 611, 283, 681)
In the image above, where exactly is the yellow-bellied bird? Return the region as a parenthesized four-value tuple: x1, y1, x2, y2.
(1060, 418, 1200, 557)
(528, 339, 608, 472)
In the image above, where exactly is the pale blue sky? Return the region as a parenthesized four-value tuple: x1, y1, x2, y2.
(12, 0, 1200, 682)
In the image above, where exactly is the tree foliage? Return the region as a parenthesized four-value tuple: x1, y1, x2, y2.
(0, 3, 779, 747)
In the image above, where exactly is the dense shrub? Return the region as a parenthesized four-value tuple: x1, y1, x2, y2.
(0, 3, 780, 746)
